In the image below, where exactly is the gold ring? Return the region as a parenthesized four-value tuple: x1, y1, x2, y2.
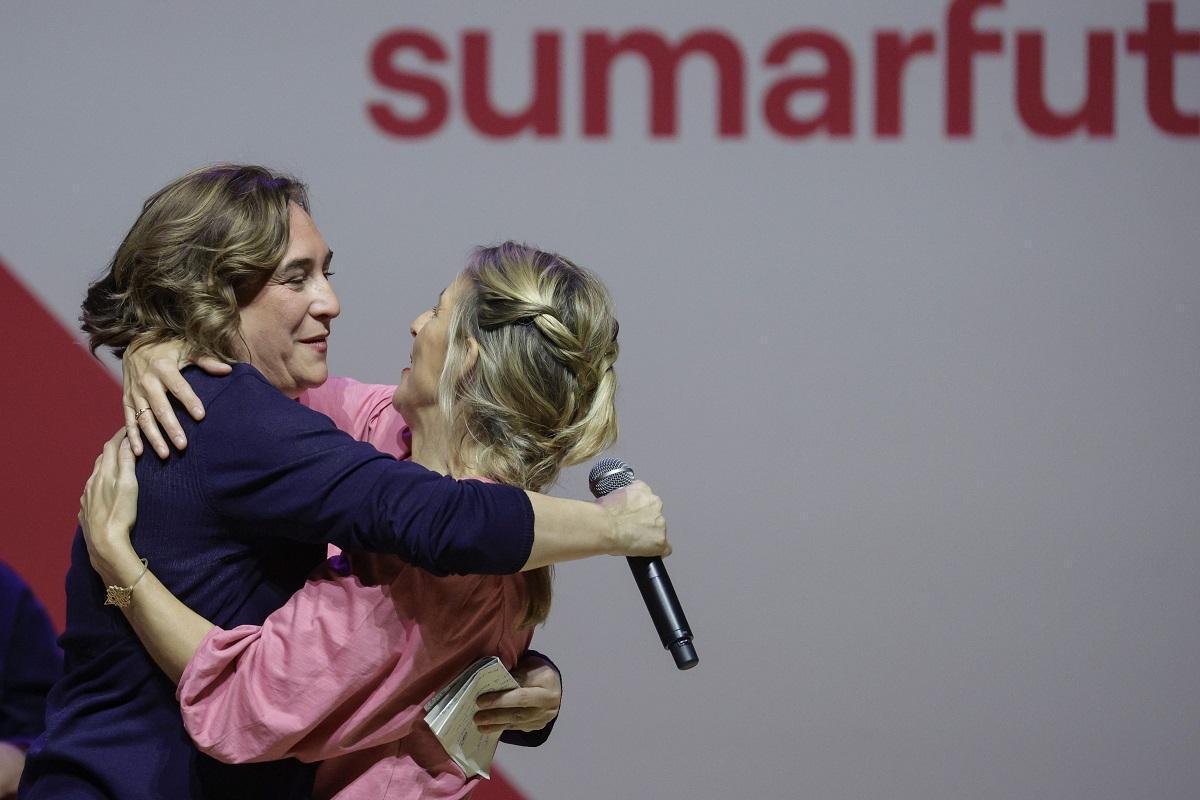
(134, 407, 151, 421)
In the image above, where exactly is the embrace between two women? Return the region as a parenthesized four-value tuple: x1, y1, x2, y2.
(19, 165, 670, 800)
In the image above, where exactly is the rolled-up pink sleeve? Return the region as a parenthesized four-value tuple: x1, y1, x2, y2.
(176, 561, 525, 765)
(175, 568, 417, 763)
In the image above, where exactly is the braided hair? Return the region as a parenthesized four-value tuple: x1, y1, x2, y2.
(440, 242, 620, 627)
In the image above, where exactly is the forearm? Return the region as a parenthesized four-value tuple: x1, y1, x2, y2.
(91, 548, 215, 684)
(521, 492, 616, 570)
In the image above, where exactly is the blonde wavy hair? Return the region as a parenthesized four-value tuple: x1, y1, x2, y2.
(440, 242, 620, 627)
(81, 164, 308, 359)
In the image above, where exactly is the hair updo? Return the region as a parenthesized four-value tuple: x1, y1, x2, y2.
(440, 241, 620, 626)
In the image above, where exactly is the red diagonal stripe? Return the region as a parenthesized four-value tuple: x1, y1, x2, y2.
(0, 258, 121, 631)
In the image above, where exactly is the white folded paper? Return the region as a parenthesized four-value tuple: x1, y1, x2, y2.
(423, 656, 520, 779)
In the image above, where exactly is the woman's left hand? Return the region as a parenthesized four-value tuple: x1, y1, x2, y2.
(474, 653, 562, 734)
(123, 337, 231, 460)
(79, 430, 142, 581)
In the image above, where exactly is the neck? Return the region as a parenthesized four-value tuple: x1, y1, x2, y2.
(405, 407, 480, 479)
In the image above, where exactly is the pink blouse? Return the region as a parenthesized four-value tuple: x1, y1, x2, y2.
(175, 377, 533, 799)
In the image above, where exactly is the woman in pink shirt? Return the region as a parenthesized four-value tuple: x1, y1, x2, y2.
(79, 242, 626, 798)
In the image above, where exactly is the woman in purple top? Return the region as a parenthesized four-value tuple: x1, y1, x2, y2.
(18, 166, 668, 800)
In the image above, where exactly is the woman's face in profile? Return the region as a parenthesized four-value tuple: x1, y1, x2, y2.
(237, 202, 340, 398)
(394, 274, 469, 416)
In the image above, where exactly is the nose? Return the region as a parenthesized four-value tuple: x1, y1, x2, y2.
(313, 276, 341, 321)
(410, 308, 432, 338)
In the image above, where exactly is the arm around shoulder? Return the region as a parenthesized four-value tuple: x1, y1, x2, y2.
(196, 373, 536, 575)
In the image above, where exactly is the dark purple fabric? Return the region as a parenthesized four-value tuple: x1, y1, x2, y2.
(0, 562, 62, 749)
(19, 364, 534, 800)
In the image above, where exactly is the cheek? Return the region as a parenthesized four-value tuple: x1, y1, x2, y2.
(241, 292, 291, 333)
(435, 328, 453, 360)
(239, 304, 296, 359)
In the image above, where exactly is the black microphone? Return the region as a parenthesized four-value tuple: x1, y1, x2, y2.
(589, 458, 698, 670)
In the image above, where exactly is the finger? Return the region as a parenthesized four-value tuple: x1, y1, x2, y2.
(118, 438, 136, 481)
(476, 687, 551, 710)
(145, 383, 187, 449)
(123, 404, 144, 457)
(132, 396, 170, 460)
(475, 688, 523, 710)
(474, 706, 552, 731)
(105, 430, 128, 475)
(163, 372, 206, 422)
(473, 707, 531, 727)
(194, 355, 232, 376)
(116, 440, 139, 503)
(100, 432, 121, 480)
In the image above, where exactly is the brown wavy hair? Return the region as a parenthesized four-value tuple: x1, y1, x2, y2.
(440, 242, 620, 627)
(81, 164, 308, 359)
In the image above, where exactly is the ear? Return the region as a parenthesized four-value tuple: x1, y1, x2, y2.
(462, 336, 480, 375)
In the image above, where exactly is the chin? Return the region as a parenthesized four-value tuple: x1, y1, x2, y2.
(300, 367, 330, 391)
(392, 385, 410, 414)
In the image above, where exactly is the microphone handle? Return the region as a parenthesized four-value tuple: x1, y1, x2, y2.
(627, 556, 699, 670)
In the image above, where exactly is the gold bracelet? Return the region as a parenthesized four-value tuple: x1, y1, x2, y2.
(104, 558, 149, 609)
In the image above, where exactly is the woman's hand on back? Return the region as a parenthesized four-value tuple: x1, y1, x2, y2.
(123, 338, 231, 459)
(79, 430, 142, 582)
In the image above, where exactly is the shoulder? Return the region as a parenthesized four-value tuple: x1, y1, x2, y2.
(182, 362, 307, 429)
(185, 365, 381, 486)
(0, 561, 56, 635)
(0, 560, 19, 588)
(0, 561, 30, 609)
(193, 363, 340, 437)
(301, 375, 393, 411)
(300, 376, 409, 457)
(185, 362, 279, 405)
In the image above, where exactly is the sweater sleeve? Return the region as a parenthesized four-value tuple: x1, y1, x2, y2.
(194, 370, 532, 575)
(176, 562, 530, 765)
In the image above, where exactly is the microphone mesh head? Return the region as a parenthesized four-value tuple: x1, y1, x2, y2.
(588, 457, 636, 497)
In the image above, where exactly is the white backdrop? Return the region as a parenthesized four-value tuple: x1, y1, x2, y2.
(3, 2, 1199, 798)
